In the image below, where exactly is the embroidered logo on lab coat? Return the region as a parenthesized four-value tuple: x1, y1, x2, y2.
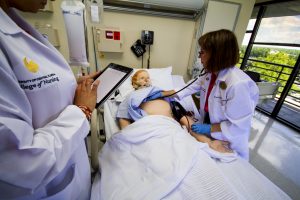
(19, 73, 60, 91)
(23, 57, 39, 73)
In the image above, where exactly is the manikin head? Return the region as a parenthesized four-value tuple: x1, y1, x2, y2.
(132, 70, 152, 90)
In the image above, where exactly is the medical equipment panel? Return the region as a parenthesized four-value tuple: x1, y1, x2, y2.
(93, 26, 124, 52)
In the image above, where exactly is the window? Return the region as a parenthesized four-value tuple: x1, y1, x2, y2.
(241, 1, 300, 131)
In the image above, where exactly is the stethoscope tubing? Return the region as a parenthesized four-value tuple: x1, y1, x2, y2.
(164, 68, 207, 98)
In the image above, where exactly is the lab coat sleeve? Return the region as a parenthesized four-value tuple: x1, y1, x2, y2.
(0, 65, 90, 190)
(175, 78, 201, 100)
(218, 81, 258, 159)
(0, 106, 89, 190)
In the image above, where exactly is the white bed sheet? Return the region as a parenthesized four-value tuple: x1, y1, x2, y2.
(91, 115, 291, 200)
(94, 75, 291, 200)
(103, 75, 200, 140)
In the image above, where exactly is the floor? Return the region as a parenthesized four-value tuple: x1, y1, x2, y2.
(258, 99, 300, 128)
(249, 111, 300, 200)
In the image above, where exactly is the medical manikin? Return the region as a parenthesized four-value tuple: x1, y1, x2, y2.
(117, 70, 232, 153)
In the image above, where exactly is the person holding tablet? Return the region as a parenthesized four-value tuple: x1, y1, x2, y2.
(0, 1, 99, 199)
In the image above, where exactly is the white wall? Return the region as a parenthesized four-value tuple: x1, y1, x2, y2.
(201, 0, 255, 46)
(97, 0, 255, 79)
(19, 0, 255, 79)
(227, 0, 256, 47)
(98, 11, 196, 78)
(20, 0, 196, 78)
(187, 0, 255, 76)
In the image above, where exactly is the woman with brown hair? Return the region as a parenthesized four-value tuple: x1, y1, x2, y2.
(152, 29, 259, 160)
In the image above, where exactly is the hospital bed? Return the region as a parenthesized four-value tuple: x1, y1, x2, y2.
(89, 67, 195, 169)
(90, 67, 291, 200)
(103, 76, 200, 140)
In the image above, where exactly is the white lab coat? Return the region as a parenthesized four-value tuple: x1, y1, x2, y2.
(0, 8, 91, 199)
(176, 67, 259, 160)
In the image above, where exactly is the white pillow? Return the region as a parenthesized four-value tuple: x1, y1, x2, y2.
(148, 66, 174, 90)
(117, 66, 174, 100)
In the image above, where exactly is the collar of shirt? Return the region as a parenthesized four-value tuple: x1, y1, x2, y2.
(0, 8, 24, 35)
(216, 68, 229, 82)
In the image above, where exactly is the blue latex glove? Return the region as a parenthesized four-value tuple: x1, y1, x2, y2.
(144, 91, 162, 102)
(191, 123, 211, 136)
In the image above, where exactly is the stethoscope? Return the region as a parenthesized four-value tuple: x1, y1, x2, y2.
(164, 68, 207, 98)
(110, 68, 207, 101)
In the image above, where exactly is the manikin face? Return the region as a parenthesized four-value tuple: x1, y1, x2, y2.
(134, 71, 151, 89)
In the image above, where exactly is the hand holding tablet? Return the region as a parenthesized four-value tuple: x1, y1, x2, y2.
(94, 63, 133, 108)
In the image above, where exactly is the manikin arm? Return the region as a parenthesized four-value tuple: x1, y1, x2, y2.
(179, 116, 232, 153)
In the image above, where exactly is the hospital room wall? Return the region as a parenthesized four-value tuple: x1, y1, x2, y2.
(225, 0, 255, 47)
(94, 0, 255, 79)
(187, 0, 255, 74)
(96, 11, 196, 78)
(19, 0, 195, 78)
(19, 0, 255, 80)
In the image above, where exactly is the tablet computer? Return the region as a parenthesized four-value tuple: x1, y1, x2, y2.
(94, 63, 133, 108)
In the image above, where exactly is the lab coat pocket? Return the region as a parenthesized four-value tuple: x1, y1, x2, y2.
(212, 96, 226, 120)
(220, 104, 226, 114)
(214, 96, 225, 106)
(219, 101, 226, 115)
(42, 164, 81, 200)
